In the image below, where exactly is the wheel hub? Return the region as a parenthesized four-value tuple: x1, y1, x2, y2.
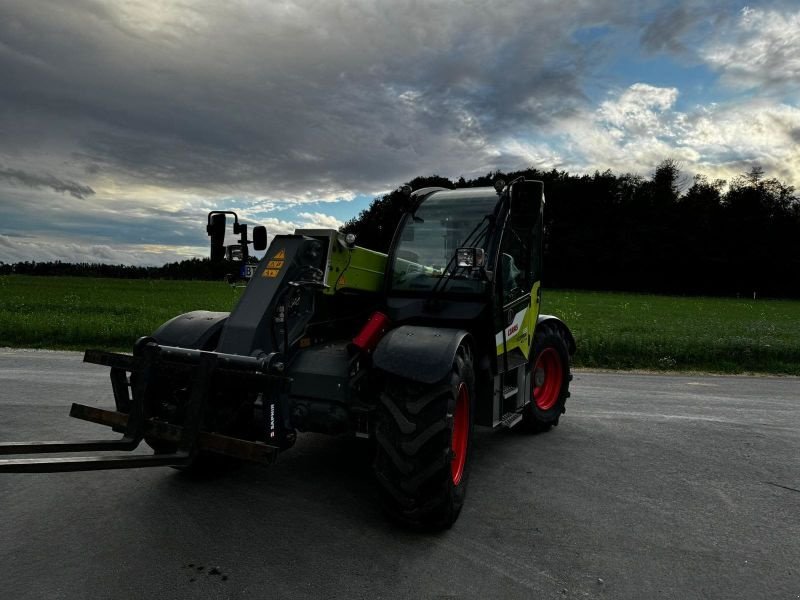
(534, 367, 545, 388)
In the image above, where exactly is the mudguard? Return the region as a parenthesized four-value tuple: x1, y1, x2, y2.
(152, 310, 229, 350)
(536, 314, 576, 355)
(373, 325, 471, 385)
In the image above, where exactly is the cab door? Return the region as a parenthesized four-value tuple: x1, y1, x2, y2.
(490, 180, 545, 424)
(495, 220, 537, 373)
(497, 180, 544, 368)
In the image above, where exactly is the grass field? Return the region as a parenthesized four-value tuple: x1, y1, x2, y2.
(542, 290, 800, 375)
(1, 275, 798, 375)
(0, 275, 240, 351)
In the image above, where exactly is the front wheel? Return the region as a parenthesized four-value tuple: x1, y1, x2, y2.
(521, 322, 571, 432)
(373, 343, 475, 529)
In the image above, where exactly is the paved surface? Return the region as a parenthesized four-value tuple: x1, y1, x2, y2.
(0, 349, 798, 599)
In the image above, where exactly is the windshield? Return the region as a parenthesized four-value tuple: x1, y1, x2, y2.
(390, 189, 498, 293)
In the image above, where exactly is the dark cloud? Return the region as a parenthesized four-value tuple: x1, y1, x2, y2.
(0, 233, 192, 265)
(637, 1, 759, 59)
(0, 0, 656, 199)
(0, 185, 204, 250)
(0, 165, 94, 199)
(640, 6, 698, 55)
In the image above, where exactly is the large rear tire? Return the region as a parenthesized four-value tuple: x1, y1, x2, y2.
(373, 343, 475, 529)
(521, 322, 571, 432)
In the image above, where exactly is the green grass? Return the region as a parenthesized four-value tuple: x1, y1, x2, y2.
(542, 290, 800, 375)
(0, 275, 240, 351)
(1, 275, 799, 374)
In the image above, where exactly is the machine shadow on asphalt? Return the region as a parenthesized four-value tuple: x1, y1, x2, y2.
(140, 423, 564, 536)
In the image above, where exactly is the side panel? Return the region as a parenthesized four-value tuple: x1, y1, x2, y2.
(327, 243, 387, 294)
(286, 342, 352, 434)
(294, 228, 387, 294)
(494, 281, 541, 362)
(373, 325, 471, 385)
(288, 342, 351, 403)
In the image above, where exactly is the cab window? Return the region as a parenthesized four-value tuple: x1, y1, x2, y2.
(499, 224, 533, 305)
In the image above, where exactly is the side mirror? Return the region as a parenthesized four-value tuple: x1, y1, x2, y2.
(456, 247, 485, 268)
(510, 180, 544, 224)
(252, 225, 267, 251)
(207, 213, 227, 262)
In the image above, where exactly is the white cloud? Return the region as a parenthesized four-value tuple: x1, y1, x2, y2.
(700, 6, 800, 91)
(492, 139, 565, 171)
(558, 83, 800, 185)
(598, 83, 679, 136)
(296, 212, 344, 230)
(679, 101, 800, 168)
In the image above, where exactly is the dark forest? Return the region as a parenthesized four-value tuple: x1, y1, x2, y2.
(342, 161, 800, 298)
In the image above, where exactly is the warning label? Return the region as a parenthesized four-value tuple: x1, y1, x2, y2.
(262, 248, 286, 278)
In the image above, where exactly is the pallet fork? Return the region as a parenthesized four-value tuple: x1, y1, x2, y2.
(0, 339, 285, 473)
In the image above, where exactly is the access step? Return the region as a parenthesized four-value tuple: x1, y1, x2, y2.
(499, 411, 523, 429)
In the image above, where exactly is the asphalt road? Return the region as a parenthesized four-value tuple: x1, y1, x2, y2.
(0, 349, 798, 599)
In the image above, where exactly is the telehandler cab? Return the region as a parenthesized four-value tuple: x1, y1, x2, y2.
(0, 178, 575, 528)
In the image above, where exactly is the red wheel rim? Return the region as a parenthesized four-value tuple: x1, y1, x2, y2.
(533, 348, 563, 411)
(451, 382, 469, 486)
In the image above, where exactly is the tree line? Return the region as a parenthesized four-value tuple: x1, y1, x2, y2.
(0, 258, 239, 280)
(3, 161, 798, 297)
(341, 161, 800, 298)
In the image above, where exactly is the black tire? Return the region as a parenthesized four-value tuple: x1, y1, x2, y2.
(521, 322, 571, 433)
(373, 343, 475, 530)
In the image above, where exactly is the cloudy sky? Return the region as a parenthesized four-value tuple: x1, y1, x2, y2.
(1, 0, 798, 265)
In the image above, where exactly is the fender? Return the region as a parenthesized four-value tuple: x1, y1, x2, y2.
(152, 310, 229, 350)
(536, 314, 576, 355)
(373, 325, 472, 385)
